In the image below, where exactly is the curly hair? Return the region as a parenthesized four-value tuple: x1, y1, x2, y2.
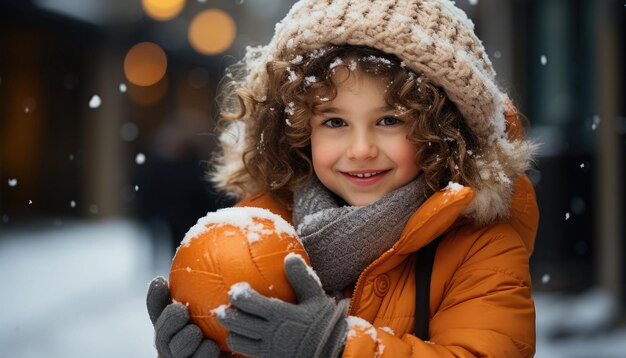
(211, 45, 483, 207)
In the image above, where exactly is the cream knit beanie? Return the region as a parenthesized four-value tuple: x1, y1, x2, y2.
(219, 0, 537, 225)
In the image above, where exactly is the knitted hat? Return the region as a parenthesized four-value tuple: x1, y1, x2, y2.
(219, 0, 536, 225)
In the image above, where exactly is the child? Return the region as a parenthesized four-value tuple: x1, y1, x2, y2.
(146, 0, 539, 357)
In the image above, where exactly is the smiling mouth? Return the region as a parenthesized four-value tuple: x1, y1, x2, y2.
(346, 171, 385, 178)
(341, 169, 391, 180)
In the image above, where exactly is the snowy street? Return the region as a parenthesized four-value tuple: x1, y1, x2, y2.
(0, 221, 162, 358)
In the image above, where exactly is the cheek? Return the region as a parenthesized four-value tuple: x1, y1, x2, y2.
(310, 134, 337, 172)
(390, 140, 420, 173)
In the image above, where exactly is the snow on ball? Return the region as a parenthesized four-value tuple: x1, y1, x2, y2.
(169, 206, 310, 352)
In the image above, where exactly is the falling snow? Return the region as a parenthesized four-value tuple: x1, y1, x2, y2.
(542, 274, 551, 284)
(135, 185, 139, 192)
(468, 0, 478, 5)
(70, 200, 76, 208)
(89, 95, 102, 109)
(28, 200, 33, 205)
(119, 83, 127, 93)
(135, 153, 146, 165)
(8, 178, 17, 187)
(565, 212, 570, 220)
(591, 115, 601, 130)
(540, 55, 548, 66)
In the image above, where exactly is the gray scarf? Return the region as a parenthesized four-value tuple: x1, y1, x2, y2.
(292, 175, 428, 293)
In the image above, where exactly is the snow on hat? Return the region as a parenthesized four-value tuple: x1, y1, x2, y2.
(225, 0, 537, 224)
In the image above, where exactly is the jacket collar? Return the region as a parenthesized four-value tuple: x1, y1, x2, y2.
(393, 185, 475, 255)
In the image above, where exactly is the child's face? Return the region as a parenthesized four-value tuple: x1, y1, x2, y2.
(310, 69, 421, 206)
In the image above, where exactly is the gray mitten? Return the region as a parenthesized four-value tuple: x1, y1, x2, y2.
(218, 254, 349, 358)
(147, 276, 220, 358)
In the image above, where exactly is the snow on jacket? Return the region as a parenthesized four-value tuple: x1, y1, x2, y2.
(236, 172, 538, 357)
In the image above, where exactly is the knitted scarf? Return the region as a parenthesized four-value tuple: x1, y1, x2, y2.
(292, 175, 428, 293)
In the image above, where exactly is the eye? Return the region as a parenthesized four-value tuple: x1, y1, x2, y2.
(322, 118, 346, 128)
(378, 116, 402, 126)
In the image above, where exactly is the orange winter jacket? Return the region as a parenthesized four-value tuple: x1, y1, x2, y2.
(236, 173, 539, 358)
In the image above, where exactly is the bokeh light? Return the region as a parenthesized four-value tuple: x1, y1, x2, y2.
(126, 76, 169, 106)
(188, 9, 236, 55)
(120, 122, 139, 142)
(141, 0, 186, 21)
(124, 42, 167, 87)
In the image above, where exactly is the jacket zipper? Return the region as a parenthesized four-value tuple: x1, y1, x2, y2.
(346, 191, 471, 315)
(347, 222, 462, 316)
(348, 248, 396, 315)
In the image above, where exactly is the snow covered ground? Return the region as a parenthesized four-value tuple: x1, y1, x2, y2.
(0, 220, 166, 358)
(535, 288, 626, 358)
(1, 220, 625, 357)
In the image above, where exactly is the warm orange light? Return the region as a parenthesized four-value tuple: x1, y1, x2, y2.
(124, 42, 167, 87)
(189, 9, 236, 55)
(142, 0, 186, 21)
(127, 76, 169, 106)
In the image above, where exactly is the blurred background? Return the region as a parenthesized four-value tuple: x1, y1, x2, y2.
(0, 0, 624, 357)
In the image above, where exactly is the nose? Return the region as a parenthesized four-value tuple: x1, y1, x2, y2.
(347, 131, 378, 160)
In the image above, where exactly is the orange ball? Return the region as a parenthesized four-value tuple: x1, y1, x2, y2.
(169, 207, 309, 351)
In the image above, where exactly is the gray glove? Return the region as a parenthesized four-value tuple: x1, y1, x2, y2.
(218, 254, 349, 358)
(147, 276, 220, 358)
